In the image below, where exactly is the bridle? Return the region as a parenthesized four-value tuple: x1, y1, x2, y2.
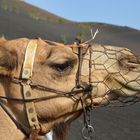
(0, 39, 94, 140)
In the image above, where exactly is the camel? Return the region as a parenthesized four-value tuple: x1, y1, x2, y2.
(0, 37, 140, 140)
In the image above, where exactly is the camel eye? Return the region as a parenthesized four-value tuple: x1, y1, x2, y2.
(51, 61, 72, 73)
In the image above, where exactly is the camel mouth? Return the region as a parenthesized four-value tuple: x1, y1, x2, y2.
(114, 77, 140, 96)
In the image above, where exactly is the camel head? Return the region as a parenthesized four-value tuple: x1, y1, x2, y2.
(0, 38, 139, 140)
(0, 38, 78, 140)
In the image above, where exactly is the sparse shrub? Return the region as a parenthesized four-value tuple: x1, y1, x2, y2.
(76, 23, 94, 42)
(28, 11, 40, 20)
(60, 34, 67, 44)
(1, 3, 8, 11)
(76, 31, 86, 42)
(46, 17, 56, 22)
(78, 23, 92, 30)
(58, 18, 65, 23)
(13, 3, 19, 13)
(1, 0, 19, 13)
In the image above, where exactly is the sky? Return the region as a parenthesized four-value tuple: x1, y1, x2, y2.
(25, 0, 140, 30)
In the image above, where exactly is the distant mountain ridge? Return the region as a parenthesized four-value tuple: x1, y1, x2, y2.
(0, 0, 70, 22)
(0, 0, 140, 55)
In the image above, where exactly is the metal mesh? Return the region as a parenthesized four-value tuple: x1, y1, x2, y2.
(80, 43, 140, 107)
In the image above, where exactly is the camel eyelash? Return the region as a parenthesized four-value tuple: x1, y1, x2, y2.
(50, 61, 73, 73)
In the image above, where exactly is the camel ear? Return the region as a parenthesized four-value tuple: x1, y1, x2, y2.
(0, 47, 17, 76)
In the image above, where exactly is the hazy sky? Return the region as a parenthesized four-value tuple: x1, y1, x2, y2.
(25, 0, 140, 30)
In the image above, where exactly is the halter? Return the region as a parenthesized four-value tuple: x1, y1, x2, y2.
(0, 39, 94, 139)
(21, 40, 40, 138)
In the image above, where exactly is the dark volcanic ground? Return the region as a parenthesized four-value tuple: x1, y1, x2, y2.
(0, 0, 140, 140)
(70, 104, 140, 140)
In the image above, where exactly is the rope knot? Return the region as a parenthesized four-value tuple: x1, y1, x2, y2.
(83, 84, 93, 93)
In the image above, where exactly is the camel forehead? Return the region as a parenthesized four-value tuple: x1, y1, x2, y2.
(51, 46, 73, 54)
(48, 46, 77, 61)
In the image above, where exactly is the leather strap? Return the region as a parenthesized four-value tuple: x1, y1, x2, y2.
(21, 40, 40, 130)
(22, 40, 37, 79)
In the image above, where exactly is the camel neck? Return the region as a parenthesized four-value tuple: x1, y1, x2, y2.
(0, 106, 26, 140)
